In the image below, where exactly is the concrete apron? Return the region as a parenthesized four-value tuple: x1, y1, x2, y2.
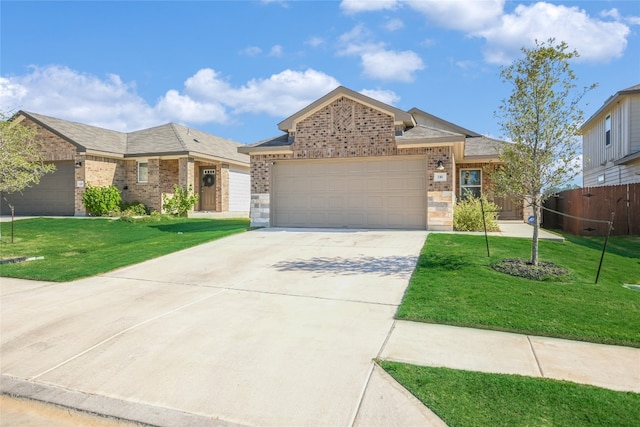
(1, 229, 442, 426)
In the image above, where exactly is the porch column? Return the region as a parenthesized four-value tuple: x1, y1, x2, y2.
(178, 157, 195, 189)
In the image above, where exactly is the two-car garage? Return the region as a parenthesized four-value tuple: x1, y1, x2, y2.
(271, 156, 427, 229)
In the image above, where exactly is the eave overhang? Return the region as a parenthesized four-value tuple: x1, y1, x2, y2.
(614, 151, 640, 166)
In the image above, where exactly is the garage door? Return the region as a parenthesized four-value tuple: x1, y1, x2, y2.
(272, 157, 426, 229)
(228, 167, 250, 212)
(1, 161, 75, 216)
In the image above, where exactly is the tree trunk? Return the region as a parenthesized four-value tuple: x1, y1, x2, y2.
(531, 196, 540, 266)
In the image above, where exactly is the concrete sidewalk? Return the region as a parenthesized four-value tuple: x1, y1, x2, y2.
(381, 321, 640, 394)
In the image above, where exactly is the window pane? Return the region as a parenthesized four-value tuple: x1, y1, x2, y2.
(461, 187, 481, 199)
(461, 170, 481, 186)
(138, 162, 148, 182)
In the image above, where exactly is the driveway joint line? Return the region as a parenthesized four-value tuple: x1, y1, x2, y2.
(348, 362, 376, 427)
(527, 335, 545, 377)
(29, 289, 228, 381)
(101, 274, 400, 307)
(349, 318, 400, 427)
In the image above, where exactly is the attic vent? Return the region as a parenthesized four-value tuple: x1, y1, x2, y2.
(193, 138, 200, 143)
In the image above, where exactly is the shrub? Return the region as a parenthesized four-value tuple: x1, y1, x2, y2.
(162, 184, 198, 217)
(453, 195, 500, 232)
(120, 201, 149, 216)
(82, 184, 121, 216)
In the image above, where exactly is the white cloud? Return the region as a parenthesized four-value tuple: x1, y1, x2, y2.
(478, 3, 631, 64)
(337, 24, 424, 82)
(383, 18, 404, 32)
(306, 36, 325, 47)
(405, 0, 504, 32)
(228, 69, 340, 115)
(361, 50, 424, 82)
(359, 88, 400, 106)
(344, 1, 631, 66)
(269, 45, 284, 57)
(239, 46, 262, 56)
(156, 90, 229, 124)
(0, 65, 341, 131)
(0, 65, 157, 131)
(602, 8, 640, 26)
(340, 0, 400, 14)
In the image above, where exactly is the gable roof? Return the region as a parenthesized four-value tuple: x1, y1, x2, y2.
(580, 83, 640, 132)
(20, 111, 127, 156)
(17, 111, 248, 165)
(464, 136, 504, 158)
(409, 108, 481, 137)
(277, 86, 415, 131)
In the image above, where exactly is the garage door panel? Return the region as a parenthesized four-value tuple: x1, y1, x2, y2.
(328, 196, 344, 208)
(387, 177, 406, 190)
(1, 162, 74, 215)
(348, 195, 364, 209)
(273, 157, 426, 229)
(366, 178, 384, 191)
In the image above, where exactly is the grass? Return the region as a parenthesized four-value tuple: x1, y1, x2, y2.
(0, 217, 250, 282)
(396, 233, 640, 347)
(380, 361, 640, 427)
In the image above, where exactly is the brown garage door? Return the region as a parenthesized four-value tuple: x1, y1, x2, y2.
(272, 156, 426, 229)
(1, 161, 75, 216)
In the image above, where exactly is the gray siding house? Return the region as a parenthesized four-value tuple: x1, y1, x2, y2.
(581, 84, 640, 186)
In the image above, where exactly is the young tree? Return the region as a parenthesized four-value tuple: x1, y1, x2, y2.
(491, 39, 596, 266)
(0, 112, 56, 200)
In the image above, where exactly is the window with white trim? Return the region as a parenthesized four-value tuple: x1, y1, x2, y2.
(137, 161, 148, 183)
(460, 169, 482, 199)
(605, 115, 611, 147)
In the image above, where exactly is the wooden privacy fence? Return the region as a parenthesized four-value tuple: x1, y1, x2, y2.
(543, 183, 640, 236)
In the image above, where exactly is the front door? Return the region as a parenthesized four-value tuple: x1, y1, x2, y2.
(200, 167, 216, 211)
(494, 196, 520, 220)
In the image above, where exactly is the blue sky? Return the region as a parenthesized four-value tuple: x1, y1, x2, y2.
(1, 0, 639, 149)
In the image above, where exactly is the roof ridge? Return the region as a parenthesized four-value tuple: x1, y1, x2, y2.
(169, 123, 190, 151)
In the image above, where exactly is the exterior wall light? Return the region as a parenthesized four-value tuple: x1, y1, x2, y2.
(436, 160, 445, 171)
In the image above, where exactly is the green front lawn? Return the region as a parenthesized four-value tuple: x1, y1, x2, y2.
(396, 233, 640, 347)
(0, 217, 250, 282)
(380, 361, 640, 427)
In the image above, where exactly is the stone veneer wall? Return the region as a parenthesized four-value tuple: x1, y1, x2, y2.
(248, 96, 455, 229)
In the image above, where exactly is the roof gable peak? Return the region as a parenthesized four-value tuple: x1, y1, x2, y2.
(278, 86, 414, 132)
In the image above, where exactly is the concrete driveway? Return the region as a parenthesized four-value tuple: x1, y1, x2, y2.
(1, 228, 435, 426)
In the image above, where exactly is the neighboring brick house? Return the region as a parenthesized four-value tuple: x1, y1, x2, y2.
(2, 111, 250, 216)
(580, 84, 640, 187)
(239, 86, 519, 230)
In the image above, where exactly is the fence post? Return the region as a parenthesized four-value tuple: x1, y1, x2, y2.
(481, 197, 490, 257)
(595, 212, 615, 284)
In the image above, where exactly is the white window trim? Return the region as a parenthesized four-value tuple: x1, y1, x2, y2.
(605, 115, 611, 147)
(460, 168, 482, 198)
(137, 160, 149, 183)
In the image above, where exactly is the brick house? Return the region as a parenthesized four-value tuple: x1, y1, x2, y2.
(2, 111, 250, 216)
(239, 86, 520, 230)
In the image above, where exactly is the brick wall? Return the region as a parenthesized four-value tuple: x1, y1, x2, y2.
(247, 96, 457, 229)
(250, 97, 454, 194)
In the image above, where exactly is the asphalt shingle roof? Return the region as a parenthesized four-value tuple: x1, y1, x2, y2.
(399, 124, 463, 139)
(464, 136, 504, 157)
(20, 111, 248, 164)
(23, 111, 127, 155)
